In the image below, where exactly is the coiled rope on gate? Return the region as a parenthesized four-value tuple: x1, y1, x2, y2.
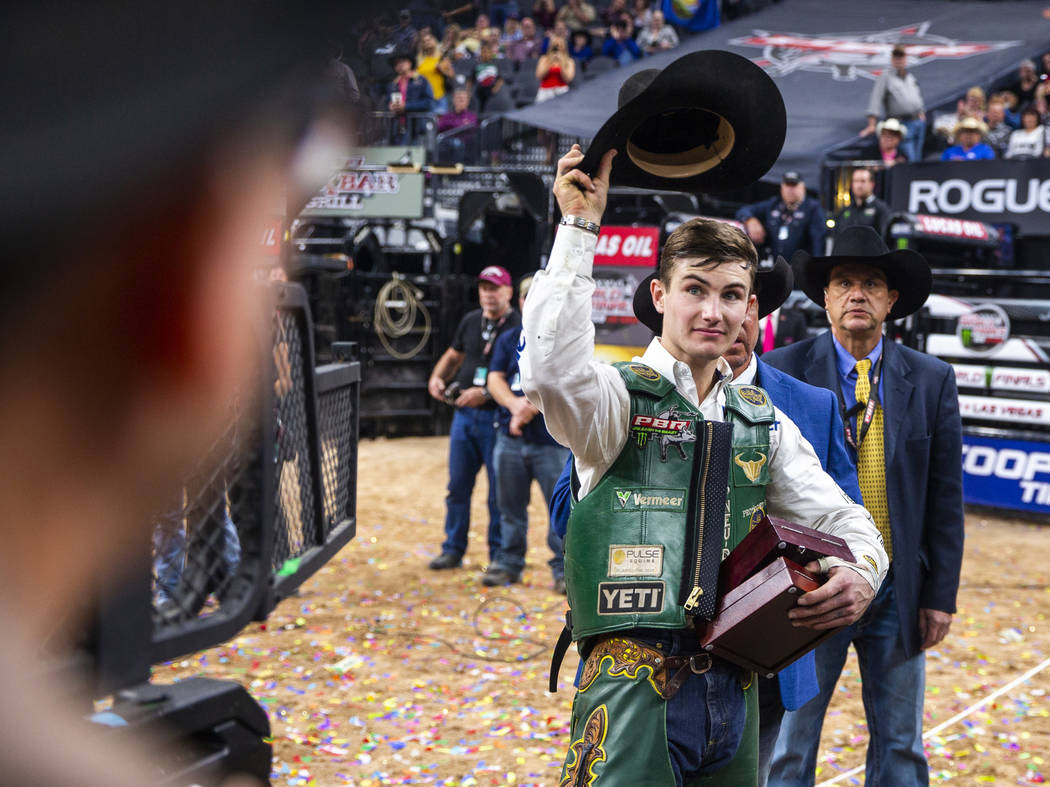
(373, 274, 431, 360)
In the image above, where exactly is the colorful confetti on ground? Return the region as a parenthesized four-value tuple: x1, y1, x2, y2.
(159, 438, 1050, 785)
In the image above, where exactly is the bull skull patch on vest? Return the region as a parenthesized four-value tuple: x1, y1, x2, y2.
(733, 450, 768, 483)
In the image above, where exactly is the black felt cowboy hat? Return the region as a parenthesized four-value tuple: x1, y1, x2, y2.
(631, 254, 793, 335)
(576, 50, 786, 193)
(793, 225, 932, 320)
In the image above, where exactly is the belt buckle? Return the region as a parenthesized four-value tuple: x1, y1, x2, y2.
(689, 652, 713, 674)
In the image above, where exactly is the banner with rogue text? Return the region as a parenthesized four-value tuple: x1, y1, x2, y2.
(887, 159, 1050, 237)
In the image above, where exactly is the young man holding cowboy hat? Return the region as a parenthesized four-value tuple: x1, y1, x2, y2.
(518, 49, 887, 786)
(546, 252, 866, 785)
(764, 226, 964, 786)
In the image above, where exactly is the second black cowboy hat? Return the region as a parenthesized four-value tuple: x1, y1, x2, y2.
(576, 50, 786, 193)
(631, 253, 794, 335)
(793, 225, 932, 320)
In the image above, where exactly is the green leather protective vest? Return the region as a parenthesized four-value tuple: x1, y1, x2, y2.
(563, 362, 774, 641)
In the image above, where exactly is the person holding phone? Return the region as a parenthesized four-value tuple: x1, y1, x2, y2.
(535, 34, 575, 102)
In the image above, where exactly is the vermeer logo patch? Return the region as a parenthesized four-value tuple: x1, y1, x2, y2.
(608, 545, 664, 577)
(612, 488, 687, 512)
(597, 582, 664, 614)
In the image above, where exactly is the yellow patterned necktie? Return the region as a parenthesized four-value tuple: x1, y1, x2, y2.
(855, 358, 892, 560)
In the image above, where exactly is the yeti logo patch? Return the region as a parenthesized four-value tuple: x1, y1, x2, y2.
(597, 582, 665, 614)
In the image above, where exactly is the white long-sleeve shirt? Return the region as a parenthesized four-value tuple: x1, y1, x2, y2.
(519, 225, 888, 589)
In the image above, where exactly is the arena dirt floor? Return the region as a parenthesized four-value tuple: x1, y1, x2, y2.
(162, 436, 1050, 786)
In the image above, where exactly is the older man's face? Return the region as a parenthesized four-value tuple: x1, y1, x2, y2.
(879, 129, 900, 150)
(958, 129, 981, 149)
(825, 263, 899, 337)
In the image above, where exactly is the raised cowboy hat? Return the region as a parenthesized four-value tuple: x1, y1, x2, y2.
(576, 50, 786, 194)
(793, 225, 931, 320)
(631, 254, 793, 335)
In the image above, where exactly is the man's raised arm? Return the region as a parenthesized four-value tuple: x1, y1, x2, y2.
(518, 146, 628, 467)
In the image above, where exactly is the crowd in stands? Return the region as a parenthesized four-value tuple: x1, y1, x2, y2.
(861, 47, 1050, 165)
(339, 0, 723, 157)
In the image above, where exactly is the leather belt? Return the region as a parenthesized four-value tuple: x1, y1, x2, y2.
(662, 652, 714, 700)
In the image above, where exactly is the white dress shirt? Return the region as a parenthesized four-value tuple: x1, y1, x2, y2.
(520, 225, 888, 588)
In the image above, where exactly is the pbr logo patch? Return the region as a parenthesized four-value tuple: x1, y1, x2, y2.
(612, 488, 687, 512)
(630, 406, 696, 462)
(608, 545, 664, 577)
(628, 363, 660, 381)
(597, 582, 664, 614)
(737, 386, 768, 407)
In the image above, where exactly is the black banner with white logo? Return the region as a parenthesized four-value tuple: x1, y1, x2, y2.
(888, 159, 1050, 236)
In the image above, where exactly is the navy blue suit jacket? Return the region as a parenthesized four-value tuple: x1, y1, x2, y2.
(548, 357, 863, 709)
(763, 331, 965, 658)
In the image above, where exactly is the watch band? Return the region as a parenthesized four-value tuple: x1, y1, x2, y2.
(560, 214, 601, 236)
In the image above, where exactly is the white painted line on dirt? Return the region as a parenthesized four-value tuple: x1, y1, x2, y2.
(815, 656, 1050, 786)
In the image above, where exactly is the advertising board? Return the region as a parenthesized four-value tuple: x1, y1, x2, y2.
(888, 159, 1050, 235)
(962, 434, 1050, 514)
(300, 147, 425, 219)
(592, 225, 660, 362)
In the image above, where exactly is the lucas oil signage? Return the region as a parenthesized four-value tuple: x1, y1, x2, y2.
(962, 434, 1050, 514)
(591, 225, 662, 361)
(888, 159, 1050, 235)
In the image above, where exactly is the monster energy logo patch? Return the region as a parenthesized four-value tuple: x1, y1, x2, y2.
(608, 545, 664, 577)
(597, 582, 664, 614)
(612, 487, 687, 512)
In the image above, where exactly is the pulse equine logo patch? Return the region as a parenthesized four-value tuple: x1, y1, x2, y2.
(608, 545, 664, 577)
(730, 22, 1019, 81)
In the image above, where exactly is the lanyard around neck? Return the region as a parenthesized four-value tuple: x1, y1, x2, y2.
(837, 352, 884, 451)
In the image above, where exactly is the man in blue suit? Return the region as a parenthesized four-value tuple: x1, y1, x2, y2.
(763, 226, 964, 786)
(548, 257, 863, 785)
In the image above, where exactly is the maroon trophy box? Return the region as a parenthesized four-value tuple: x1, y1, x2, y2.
(696, 517, 858, 677)
(719, 515, 855, 592)
(697, 557, 839, 678)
